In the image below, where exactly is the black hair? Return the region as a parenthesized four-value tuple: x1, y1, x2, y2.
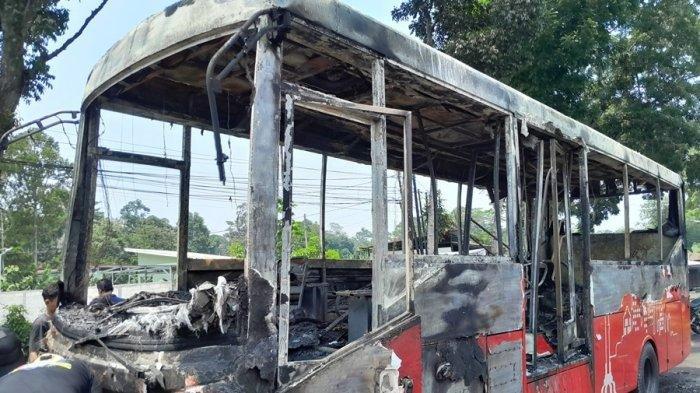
(41, 280, 64, 301)
(96, 278, 114, 293)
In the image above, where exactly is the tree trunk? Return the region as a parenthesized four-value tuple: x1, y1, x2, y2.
(418, 2, 435, 47)
(33, 193, 38, 266)
(0, 1, 35, 132)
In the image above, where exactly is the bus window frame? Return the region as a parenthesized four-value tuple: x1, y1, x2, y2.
(277, 81, 415, 368)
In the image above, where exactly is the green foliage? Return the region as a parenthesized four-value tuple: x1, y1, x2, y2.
(0, 133, 67, 290)
(418, 190, 456, 242)
(393, 0, 699, 186)
(224, 201, 370, 260)
(228, 241, 246, 259)
(0, 133, 71, 268)
(0, 264, 56, 291)
(687, 190, 700, 251)
(2, 304, 32, 352)
(0, 1, 107, 131)
(188, 212, 227, 255)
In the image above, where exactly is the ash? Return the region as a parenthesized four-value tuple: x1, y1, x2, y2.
(56, 277, 243, 341)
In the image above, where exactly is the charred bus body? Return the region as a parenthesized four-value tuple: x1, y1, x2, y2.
(47, 0, 689, 391)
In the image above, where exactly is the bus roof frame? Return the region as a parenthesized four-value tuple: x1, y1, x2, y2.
(82, 0, 682, 188)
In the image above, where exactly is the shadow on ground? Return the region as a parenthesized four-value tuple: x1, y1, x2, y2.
(660, 333, 700, 392)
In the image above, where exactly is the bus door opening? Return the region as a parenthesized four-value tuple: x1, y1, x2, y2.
(524, 135, 588, 374)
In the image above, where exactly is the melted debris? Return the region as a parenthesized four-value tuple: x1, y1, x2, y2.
(56, 277, 244, 341)
(287, 315, 349, 361)
(56, 276, 352, 360)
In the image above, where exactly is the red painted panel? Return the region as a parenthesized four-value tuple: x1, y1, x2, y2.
(487, 330, 524, 348)
(385, 323, 422, 393)
(681, 294, 692, 361)
(526, 363, 593, 393)
(666, 300, 685, 369)
(593, 293, 677, 392)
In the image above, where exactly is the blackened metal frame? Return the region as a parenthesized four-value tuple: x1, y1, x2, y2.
(277, 79, 415, 367)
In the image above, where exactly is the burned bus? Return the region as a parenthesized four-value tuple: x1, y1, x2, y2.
(37, 0, 690, 392)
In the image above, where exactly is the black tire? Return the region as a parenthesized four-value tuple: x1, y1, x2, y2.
(692, 313, 700, 334)
(53, 315, 238, 352)
(636, 343, 659, 393)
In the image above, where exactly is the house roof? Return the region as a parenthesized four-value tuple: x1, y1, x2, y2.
(123, 248, 234, 261)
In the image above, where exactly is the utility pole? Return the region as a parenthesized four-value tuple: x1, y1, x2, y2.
(0, 209, 4, 251)
(0, 210, 7, 286)
(303, 214, 309, 249)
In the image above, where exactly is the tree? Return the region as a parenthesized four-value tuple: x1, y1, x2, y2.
(225, 203, 247, 258)
(418, 190, 456, 242)
(186, 212, 227, 255)
(326, 223, 356, 259)
(89, 208, 129, 265)
(119, 201, 176, 253)
(687, 190, 700, 251)
(0, 133, 71, 268)
(393, 0, 699, 185)
(353, 228, 373, 249)
(0, 0, 109, 132)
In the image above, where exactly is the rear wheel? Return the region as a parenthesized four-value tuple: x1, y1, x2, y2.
(692, 313, 700, 334)
(636, 343, 659, 393)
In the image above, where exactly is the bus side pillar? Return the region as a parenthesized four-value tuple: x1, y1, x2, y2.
(62, 104, 100, 304)
(245, 13, 283, 342)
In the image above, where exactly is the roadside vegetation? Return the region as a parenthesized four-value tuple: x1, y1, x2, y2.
(0, 0, 697, 290)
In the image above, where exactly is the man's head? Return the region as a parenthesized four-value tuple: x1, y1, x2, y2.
(96, 278, 114, 296)
(0, 327, 24, 377)
(41, 281, 64, 315)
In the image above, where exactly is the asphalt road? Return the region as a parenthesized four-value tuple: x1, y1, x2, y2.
(659, 330, 700, 392)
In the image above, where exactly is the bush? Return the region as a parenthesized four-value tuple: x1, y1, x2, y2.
(0, 264, 57, 291)
(2, 304, 32, 354)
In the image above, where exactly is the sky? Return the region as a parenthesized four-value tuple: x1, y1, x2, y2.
(16, 0, 637, 241)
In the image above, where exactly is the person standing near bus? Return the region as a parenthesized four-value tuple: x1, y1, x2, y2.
(88, 278, 124, 309)
(28, 281, 64, 362)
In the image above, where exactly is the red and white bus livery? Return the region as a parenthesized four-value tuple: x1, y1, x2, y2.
(37, 1, 689, 391)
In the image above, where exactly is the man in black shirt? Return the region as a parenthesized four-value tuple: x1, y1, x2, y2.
(28, 281, 64, 362)
(0, 354, 96, 393)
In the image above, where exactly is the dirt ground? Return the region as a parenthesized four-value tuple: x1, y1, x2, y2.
(659, 329, 700, 392)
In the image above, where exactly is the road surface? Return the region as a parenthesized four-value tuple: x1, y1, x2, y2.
(659, 331, 700, 392)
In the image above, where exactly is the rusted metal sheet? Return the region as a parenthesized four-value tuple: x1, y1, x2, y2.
(279, 316, 419, 392)
(281, 341, 394, 393)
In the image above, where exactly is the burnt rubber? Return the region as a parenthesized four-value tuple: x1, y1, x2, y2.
(53, 316, 236, 352)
